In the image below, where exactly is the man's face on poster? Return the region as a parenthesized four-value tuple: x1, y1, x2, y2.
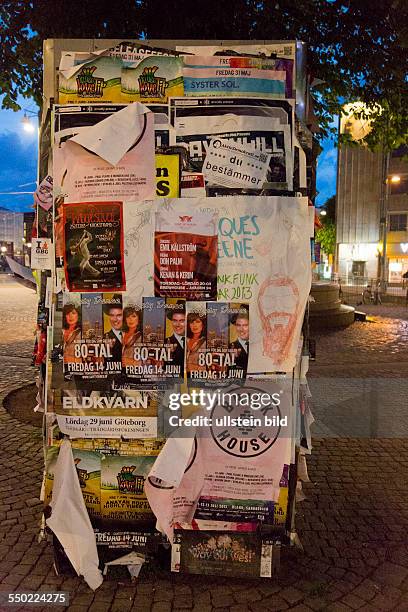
(235, 317, 249, 341)
(108, 307, 123, 331)
(171, 313, 185, 336)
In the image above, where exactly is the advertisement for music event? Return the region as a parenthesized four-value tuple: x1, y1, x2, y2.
(32, 38, 315, 585)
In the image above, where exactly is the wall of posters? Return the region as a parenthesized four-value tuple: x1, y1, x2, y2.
(41, 37, 314, 582)
(185, 302, 249, 385)
(63, 201, 125, 292)
(159, 196, 311, 373)
(154, 209, 218, 300)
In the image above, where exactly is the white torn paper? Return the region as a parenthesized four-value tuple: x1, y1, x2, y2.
(47, 440, 103, 590)
(71, 103, 151, 166)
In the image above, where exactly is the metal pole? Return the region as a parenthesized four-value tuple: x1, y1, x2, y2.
(379, 151, 390, 294)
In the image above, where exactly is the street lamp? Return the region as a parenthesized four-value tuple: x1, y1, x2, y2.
(390, 175, 401, 184)
(21, 109, 38, 134)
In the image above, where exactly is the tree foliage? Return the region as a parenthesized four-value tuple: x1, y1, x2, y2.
(316, 221, 336, 256)
(0, 0, 407, 149)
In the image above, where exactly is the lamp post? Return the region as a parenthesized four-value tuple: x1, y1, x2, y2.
(21, 109, 38, 134)
(379, 152, 390, 295)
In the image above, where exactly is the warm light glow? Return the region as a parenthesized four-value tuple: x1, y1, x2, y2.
(319, 210, 327, 216)
(377, 242, 384, 255)
(23, 121, 35, 134)
(389, 262, 402, 272)
(390, 175, 401, 184)
(26, 242, 32, 248)
(0, 246, 7, 253)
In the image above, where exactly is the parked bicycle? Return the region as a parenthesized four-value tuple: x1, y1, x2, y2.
(362, 281, 382, 305)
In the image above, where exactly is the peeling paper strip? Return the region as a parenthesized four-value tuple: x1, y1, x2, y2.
(71, 103, 152, 166)
(47, 440, 103, 591)
(148, 434, 195, 487)
(60, 49, 110, 79)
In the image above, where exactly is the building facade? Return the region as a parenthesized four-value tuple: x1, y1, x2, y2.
(336, 145, 408, 284)
(0, 207, 24, 255)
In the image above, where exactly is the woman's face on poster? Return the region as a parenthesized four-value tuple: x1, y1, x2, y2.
(66, 308, 79, 327)
(190, 317, 203, 336)
(126, 312, 139, 331)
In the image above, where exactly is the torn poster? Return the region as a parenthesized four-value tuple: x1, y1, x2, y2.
(53, 103, 155, 204)
(157, 196, 311, 373)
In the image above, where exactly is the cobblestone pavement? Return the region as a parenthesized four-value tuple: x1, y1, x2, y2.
(0, 277, 408, 611)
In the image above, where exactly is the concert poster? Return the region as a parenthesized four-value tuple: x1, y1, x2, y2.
(121, 296, 186, 386)
(154, 209, 218, 300)
(176, 530, 262, 578)
(61, 292, 123, 387)
(185, 302, 249, 385)
(63, 201, 125, 293)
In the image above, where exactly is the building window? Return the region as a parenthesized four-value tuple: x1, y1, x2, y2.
(389, 214, 407, 232)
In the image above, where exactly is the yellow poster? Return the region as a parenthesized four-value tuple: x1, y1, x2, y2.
(156, 154, 180, 198)
(59, 55, 183, 104)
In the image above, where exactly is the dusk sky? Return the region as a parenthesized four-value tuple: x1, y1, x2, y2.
(0, 95, 337, 211)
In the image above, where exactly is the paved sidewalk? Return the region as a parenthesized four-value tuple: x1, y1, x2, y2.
(0, 278, 408, 611)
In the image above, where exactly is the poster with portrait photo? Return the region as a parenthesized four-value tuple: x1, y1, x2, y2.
(121, 296, 185, 386)
(60, 292, 123, 387)
(185, 302, 249, 386)
(63, 201, 125, 292)
(154, 208, 218, 300)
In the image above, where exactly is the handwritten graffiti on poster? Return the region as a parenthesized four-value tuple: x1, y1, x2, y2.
(154, 209, 218, 300)
(157, 196, 311, 373)
(63, 201, 125, 292)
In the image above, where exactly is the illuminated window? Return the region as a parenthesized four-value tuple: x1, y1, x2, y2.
(389, 214, 407, 232)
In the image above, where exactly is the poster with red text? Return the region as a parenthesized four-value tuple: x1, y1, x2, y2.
(154, 209, 218, 300)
